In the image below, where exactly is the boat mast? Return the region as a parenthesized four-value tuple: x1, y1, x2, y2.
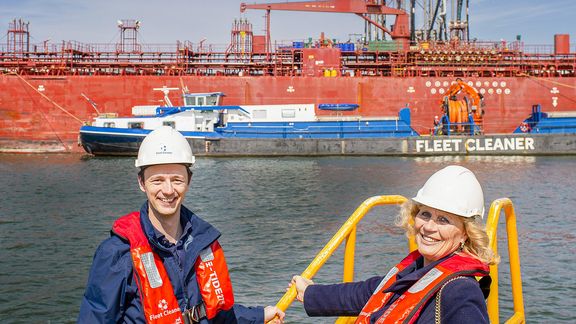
(116, 19, 141, 53)
(7, 19, 30, 55)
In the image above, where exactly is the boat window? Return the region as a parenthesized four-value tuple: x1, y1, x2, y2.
(282, 109, 296, 118)
(253, 110, 267, 119)
(128, 122, 144, 129)
(206, 96, 218, 106)
(197, 97, 205, 106)
(163, 121, 176, 128)
(103, 122, 116, 128)
(184, 97, 195, 105)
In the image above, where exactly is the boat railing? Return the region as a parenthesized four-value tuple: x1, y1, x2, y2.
(272, 195, 525, 324)
(485, 198, 525, 324)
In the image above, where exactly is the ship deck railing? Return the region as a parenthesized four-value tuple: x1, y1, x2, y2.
(1, 38, 574, 78)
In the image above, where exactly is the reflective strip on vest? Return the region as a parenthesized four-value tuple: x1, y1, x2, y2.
(355, 251, 489, 324)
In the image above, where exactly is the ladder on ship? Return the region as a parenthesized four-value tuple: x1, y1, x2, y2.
(273, 195, 525, 323)
(391, 51, 408, 77)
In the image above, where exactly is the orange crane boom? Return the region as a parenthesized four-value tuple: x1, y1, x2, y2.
(240, 0, 409, 41)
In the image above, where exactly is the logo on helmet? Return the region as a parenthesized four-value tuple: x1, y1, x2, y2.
(156, 143, 172, 155)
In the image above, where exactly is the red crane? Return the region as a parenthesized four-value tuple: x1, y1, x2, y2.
(240, 0, 410, 52)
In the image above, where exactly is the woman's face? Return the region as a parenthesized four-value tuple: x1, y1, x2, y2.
(414, 205, 468, 266)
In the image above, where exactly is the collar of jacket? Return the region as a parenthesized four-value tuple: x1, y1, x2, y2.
(138, 201, 222, 260)
(385, 253, 456, 293)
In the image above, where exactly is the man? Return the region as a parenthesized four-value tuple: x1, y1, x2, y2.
(79, 126, 284, 323)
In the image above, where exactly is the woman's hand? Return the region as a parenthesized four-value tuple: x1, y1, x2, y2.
(288, 275, 314, 302)
(264, 306, 285, 324)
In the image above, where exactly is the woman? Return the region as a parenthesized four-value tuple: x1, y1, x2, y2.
(290, 165, 499, 323)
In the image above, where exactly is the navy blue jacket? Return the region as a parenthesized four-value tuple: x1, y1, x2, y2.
(304, 255, 489, 323)
(78, 202, 264, 323)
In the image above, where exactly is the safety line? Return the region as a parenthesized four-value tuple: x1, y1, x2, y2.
(8, 72, 85, 124)
(37, 107, 70, 153)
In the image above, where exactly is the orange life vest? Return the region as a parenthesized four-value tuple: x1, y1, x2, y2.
(113, 212, 235, 323)
(355, 250, 489, 324)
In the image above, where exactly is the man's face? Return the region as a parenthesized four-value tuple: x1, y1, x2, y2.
(139, 164, 190, 219)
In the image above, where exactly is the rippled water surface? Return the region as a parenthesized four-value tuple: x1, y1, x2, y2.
(1, 154, 575, 323)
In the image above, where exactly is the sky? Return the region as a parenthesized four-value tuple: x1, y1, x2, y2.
(0, 0, 574, 47)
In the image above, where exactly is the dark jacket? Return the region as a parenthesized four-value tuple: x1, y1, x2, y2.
(303, 255, 489, 323)
(78, 202, 264, 323)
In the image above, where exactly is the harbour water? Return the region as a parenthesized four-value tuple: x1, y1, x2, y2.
(1, 154, 575, 323)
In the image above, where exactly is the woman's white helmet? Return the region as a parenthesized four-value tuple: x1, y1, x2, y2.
(135, 126, 195, 168)
(412, 165, 485, 218)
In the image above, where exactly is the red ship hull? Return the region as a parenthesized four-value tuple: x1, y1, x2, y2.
(1, 74, 574, 152)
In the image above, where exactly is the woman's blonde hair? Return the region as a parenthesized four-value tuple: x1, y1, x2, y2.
(396, 200, 500, 265)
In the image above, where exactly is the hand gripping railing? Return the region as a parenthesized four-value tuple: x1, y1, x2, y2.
(272, 195, 409, 323)
(485, 198, 526, 324)
(272, 196, 525, 324)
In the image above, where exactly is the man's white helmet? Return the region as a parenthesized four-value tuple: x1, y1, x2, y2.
(135, 126, 195, 168)
(412, 165, 485, 218)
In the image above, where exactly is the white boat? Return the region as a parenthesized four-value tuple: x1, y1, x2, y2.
(79, 87, 416, 155)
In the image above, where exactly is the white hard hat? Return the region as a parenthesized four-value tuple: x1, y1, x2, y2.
(135, 126, 195, 168)
(412, 165, 485, 218)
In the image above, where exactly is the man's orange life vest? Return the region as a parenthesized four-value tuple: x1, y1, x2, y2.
(113, 212, 235, 323)
(194, 240, 235, 319)
(355, 250, 489, 324)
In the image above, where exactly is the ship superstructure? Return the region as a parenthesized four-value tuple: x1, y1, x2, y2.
(0, 0, 574, 152)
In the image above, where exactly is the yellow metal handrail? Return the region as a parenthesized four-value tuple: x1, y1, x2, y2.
(274, 195, 408, 312)
(274, 195, 525, 324)
(485, 198, 526, 324)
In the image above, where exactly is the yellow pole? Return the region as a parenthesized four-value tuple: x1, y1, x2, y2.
(343, 227, 357, 283)
(333, 231, 359, 324)
(503, 202, 525, 323)
(485, 198, 525, 324)
(485, 202, 501, 324)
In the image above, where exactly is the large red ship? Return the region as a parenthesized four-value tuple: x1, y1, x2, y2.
(0, 0, 574, 153)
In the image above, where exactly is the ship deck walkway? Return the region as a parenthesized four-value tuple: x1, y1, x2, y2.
(1, 40, 574, 77)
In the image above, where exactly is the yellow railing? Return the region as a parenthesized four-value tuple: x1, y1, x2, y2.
(273, 195, 525, 324)
(485, 198, 526, 324)
(274, 195, 408, 313)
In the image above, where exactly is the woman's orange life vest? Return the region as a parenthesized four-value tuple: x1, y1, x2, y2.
(112, 212, 235, 323)
(355, 250, 490, 324)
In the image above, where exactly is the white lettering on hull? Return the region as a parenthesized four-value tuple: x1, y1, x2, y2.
(416, 139, 462, 152)
(415, 137, 535, 153)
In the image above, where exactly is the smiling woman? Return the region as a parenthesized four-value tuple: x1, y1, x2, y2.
(412, 206, 468, 266)
(290, 165, 499, 323)
(398, 165, 500, 266)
